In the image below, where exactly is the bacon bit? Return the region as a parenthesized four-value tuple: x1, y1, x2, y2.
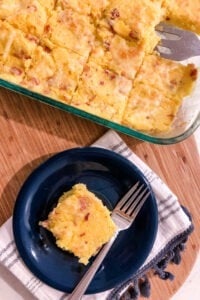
(99, 81, 104, 85)
(27, 5, 37, 12)
(30, 77, 40, 85)
(88, 94, 96, 102)
(80, 233, 86, 237)
(10, 67, 22, 76)
(59, 84, 69, 90)
(43, 46, 51, 53)
(26, 34, 40, 44)
(104, 41, 111, 50)
(79, 197, 89, 210)
(104, 69, 110, 75)
(165, 16, 171, 21)
(43, 88, 51, 95)
(170, 79, 178, 86)
(83, 65, 90, 73)
(104, 69, 116, 80)
(190, 68, 198, 80)
(44, 25, 51, 34)
(129, 30, 140, 42)
(84, 213, 90, 221)
(15, 50, 31, 60)
(110, 8, 120, 20)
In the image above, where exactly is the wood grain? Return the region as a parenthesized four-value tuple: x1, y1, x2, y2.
(0, 87, 199, 300)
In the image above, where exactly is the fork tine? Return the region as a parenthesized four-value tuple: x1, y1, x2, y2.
(158, 38, 178, 49)
(156, 22, 200, 60)
(129, 190, 150, 217)
(156, 44, 186, 61)
(121, 183, 144, 212)
(114, 181, 140, 210)
(156, 22, 183, 36)
(125, 186, 149, 215)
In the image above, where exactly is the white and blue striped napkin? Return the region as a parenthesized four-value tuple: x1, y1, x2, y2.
(0, 130, 193, 300)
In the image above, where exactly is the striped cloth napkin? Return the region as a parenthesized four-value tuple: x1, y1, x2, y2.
(0, 130, 193, 300)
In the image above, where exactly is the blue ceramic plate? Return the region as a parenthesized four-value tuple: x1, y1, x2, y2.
(13, 147, 158, 294)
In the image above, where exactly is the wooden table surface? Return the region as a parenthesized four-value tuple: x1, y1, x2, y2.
(0, 88, 200, 300)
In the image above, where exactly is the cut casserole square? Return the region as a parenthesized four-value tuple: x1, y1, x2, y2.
(42, 8, 95, 59)
(89, 27, 145, 80)
(0, 0, 48, 37)
(40, 183, 117, 265)
(99, 0, 164, 52)
(22, 45, 87, 103)
(122, 84, 182, 133)
(122, 53, 198, 133)
(0, 21, 38, 84)
(71, 60, 132, 123)
(134, 54, 198, 99)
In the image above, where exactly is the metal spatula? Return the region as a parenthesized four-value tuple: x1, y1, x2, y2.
(155, 22, 200, 61)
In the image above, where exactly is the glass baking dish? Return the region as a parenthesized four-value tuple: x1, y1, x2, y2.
(0, 56, 199, 145)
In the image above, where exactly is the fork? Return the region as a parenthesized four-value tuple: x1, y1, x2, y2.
(68, 181, 150, 300)
(155, 22, 200, 61)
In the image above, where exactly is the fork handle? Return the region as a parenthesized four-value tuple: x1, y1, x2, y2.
(68, 232, 119, 300)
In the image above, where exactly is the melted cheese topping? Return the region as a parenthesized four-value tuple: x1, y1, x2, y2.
(134, 54, 197, 99)
(40, 184, 117, 265)
(23, 46, 86, 102)
(99, 0, 164, 52)
(43, 8, 95, 58)
(90, 27, 145, 80)
(71, 60, 132, 123)
(122, 84, 181, 133)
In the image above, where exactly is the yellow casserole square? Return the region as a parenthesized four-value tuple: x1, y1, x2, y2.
(0, 0, 48, 37)
(22, 45, 86, 103)
(0, 56, 28, 84)
(71, 60, 132, 123)
(163, 0, 200, 34)
(99, 0, 164, 52)
(122, 84, 181, 133)
(0, 21, 37, 84)
(43, 8, 95, 58)
(39, 183, 117, 265)
(89, 27, 145, 80)
(134, 54, 197, 99)
(0, 21, 37, 59)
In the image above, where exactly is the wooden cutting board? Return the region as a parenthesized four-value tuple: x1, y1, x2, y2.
(0, 88, 199, 300)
